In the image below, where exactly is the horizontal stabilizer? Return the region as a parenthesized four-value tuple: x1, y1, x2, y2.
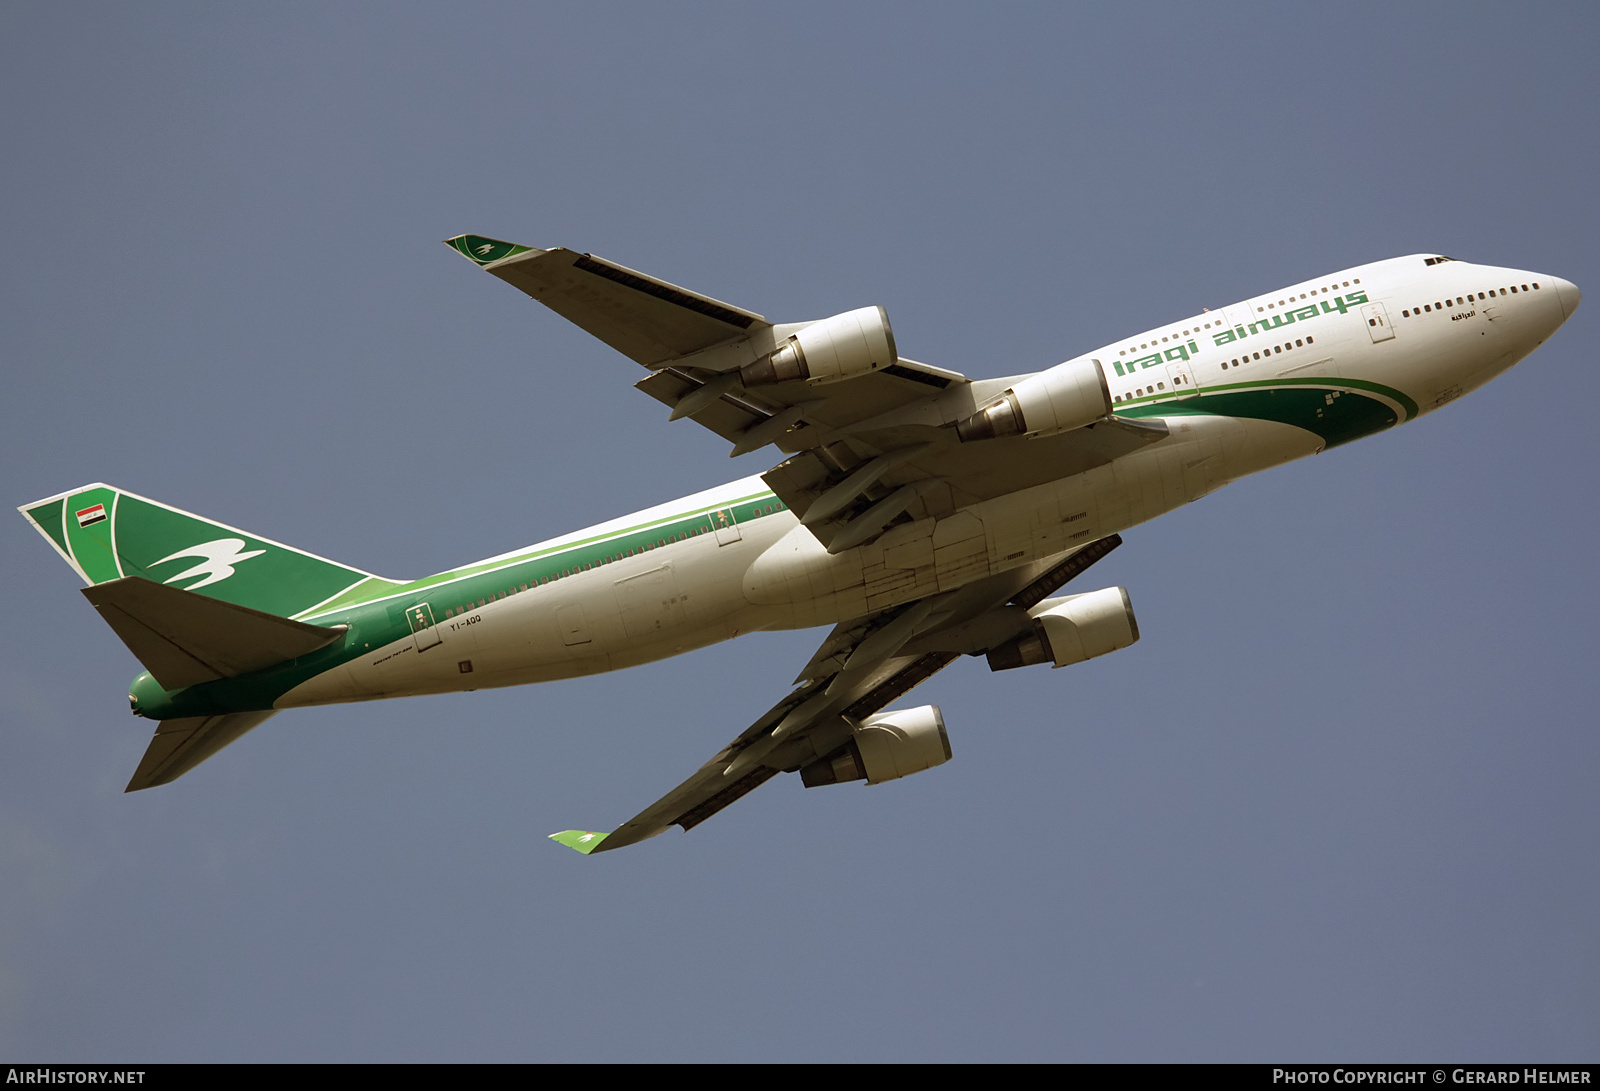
(549, 830, 610, 855)
(83, 576, 345, 690)
(126, 711, 276, 792)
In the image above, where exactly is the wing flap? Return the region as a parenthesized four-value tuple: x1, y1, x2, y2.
(83, 577, 345, 690)
(763, 414, 1167, 551)
(634, 369, 768, 444)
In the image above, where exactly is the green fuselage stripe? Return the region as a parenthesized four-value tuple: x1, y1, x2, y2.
(135, 492, 790, 719)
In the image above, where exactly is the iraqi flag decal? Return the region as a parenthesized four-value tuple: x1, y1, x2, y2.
(75, 503, 108, 528)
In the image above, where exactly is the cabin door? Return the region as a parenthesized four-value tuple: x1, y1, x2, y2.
(711, 507, 742, 546)
(407, 602, 442, 652)
(1362, 303, 1395, 343)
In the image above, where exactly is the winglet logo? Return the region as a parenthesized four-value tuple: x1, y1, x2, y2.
(151, 538, 267, 590)
(446, 235, 533, 267)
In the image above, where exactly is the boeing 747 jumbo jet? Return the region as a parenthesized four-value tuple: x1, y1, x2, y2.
(20, 239, 1580, 853)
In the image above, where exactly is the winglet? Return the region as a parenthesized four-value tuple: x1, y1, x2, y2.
(444, 234, 536, 268)
(549, 829, 610, 855)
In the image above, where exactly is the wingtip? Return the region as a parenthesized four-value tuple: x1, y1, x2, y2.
(549, 829, 610, 855)
(443, 234, 536, 268)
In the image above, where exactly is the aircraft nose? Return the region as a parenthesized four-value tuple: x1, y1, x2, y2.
(1552, 277, 1581, 319)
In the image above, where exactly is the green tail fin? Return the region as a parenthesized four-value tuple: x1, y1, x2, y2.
(19, 484, 398, 620)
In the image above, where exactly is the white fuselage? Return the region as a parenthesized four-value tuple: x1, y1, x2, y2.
(278, 256, 1576, 709)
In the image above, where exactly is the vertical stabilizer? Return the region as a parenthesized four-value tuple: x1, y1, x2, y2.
(19, 484, 402, 619)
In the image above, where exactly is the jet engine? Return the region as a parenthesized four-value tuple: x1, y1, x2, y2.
(740, 306, 897, 387)
(800, 704, 951, 787)
(955, 355, 1112, 441)
(986, 586, 1139, 671)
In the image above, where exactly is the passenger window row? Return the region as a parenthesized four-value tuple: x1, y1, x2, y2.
(1117, 277, 1362, 357)
(1219, 335, 1315, 370)
(1259, 279, 1359, 313)
(1118, 321, 1219, 357)
(1113, 380, 1169, 403)
(1402, 284, 1539, 318)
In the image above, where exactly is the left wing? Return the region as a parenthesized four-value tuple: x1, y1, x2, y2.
(448, 235, 1167, 558)
(446, 235, 972, 456)
(551, 534, 1126, 854)
(445, 236, 769, 366)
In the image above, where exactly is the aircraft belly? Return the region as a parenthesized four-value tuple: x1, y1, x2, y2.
(742, 422, 1246, 624)
(1216, 415, 1326, 478)
(274, 523, 777, 705)
(286, 416, 1330, 710)
(275, 664, 368, 707)
(277, 638, 471, 706)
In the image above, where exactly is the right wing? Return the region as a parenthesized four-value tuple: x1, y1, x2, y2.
(551, 534, 1125, 854)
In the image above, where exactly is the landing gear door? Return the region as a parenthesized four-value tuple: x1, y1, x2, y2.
(1362, 302, 1396, 343)
(407, 602, 441, 651)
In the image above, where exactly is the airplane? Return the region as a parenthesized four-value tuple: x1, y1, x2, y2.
(19, 238, 1580, 854)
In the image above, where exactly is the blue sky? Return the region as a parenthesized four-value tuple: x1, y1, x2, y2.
(3, 2, 1596, 1061)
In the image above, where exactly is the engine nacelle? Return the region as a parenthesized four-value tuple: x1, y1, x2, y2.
(955, 355, 1112, 441)
(986, 586, 1139, 671)
(740, 306, 898, 387)
(799, 704, 951, 787)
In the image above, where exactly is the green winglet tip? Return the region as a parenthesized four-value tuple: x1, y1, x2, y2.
(444, 234, 534, 267)
(549, 830, 609, 855)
